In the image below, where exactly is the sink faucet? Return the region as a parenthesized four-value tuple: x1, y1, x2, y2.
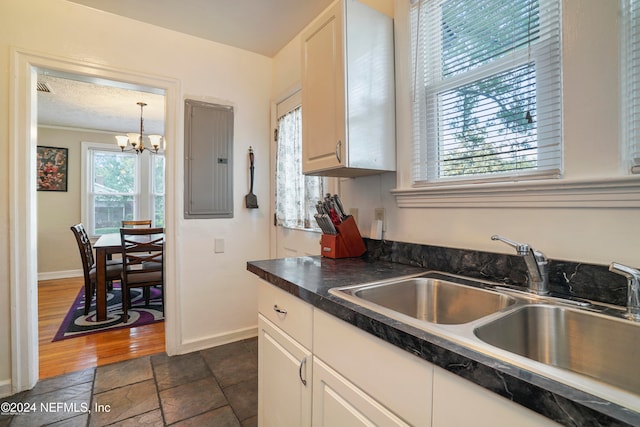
(491, 235, 550, 295)
(609, 262, 640, 321)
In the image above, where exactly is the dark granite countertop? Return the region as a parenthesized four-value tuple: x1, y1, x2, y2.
(247, 256, 640, 427)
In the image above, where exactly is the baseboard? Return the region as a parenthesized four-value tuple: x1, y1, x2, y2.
(38, 270, 82, 281)
(177, 325, 258, 355)
(0, 378, 12, 398)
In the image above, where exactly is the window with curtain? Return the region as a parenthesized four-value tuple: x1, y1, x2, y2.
(275, 105, 325, 230)
(622, 0, 640, 174)
(411, 0, 562, 185)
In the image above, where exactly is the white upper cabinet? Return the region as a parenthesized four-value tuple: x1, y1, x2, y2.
(301, 0, 396, 177)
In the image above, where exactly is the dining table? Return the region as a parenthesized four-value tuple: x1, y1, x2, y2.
(93, 231, 165, 321)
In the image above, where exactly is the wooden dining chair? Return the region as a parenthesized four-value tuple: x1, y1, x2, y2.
(121, 219, 152, 228)
(120, 227, 164, 321)
(70, 224, 123, 315)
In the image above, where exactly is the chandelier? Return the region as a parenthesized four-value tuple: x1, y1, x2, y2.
(115, 102, 163, 154)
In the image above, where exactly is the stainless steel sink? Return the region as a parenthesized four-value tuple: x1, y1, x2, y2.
(474, 305, 640, 395)
(330, 275, 516, 325)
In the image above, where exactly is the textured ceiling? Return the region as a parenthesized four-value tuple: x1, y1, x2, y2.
(37, 72, 165, 134)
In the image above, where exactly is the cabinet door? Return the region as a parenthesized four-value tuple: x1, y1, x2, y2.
(258, 315, 312, 427)
(432, 367, 560, 427)
(313, 358, 411, 427)
(301, 1, 346, 174)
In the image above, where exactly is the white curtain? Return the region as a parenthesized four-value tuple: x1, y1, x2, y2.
(275, 106, 324, 229)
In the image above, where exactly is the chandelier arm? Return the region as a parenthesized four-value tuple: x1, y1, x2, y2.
(115, 101, 162, 154)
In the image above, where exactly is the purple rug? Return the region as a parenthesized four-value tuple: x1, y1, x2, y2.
(53, 282, 164, 341)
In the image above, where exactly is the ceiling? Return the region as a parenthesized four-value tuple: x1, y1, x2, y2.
(67, 0, 333, 58)
(37, 71, 166, 134)
(38, 0, 333, 134)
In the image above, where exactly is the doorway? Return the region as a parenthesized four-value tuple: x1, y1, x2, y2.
(10, 49, 179, 393)
(36, 68, 167, 378)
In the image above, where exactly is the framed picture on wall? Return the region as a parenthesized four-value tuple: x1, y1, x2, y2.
(37, 146, 68, 192)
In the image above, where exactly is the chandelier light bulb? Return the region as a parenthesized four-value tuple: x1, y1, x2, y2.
(115, 101, 164, 154)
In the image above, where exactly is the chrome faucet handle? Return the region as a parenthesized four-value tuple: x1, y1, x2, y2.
(491, 235, 530, 257)
(609, 262, 640, 321)
(491, 234, 549, 295)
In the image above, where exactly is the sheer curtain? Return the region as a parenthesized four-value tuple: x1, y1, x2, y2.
(275, 106, 324, 230)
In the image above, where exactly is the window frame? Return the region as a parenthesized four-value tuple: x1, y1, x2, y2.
(81, 141, 164, 237)
(391, 0, 640, 209)
(622, 0, 640, 175)
(412, 0, 563, 186)
(151, 154, 166, 228)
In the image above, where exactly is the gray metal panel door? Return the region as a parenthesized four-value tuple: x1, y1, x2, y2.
(184, 99, 234, 218)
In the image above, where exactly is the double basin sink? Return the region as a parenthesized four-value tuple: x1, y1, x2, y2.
(329, 272, 640, 404)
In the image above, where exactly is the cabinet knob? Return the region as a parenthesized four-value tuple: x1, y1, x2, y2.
(335, 140, 342, 163)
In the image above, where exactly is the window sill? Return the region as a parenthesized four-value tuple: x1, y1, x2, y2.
(391, 176, 640, 208)
(279, 224, 322, 233)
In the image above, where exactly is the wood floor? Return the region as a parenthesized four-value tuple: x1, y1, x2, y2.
(38, 277, 165, 379)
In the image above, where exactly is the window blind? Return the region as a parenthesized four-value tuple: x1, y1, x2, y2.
(411, 0, 562, 185)
(622, 0, 640, 174)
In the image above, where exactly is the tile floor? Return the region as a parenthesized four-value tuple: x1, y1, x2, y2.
(0, 338, 258, 426)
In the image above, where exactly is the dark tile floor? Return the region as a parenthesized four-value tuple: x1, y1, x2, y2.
(0, 338, 258, 427)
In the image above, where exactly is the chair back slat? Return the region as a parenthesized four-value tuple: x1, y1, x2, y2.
(122, 219, 152, 228)
(119, 227, 165, 321)
(120, 227, 165, 270)
(70, 223, 94, 275)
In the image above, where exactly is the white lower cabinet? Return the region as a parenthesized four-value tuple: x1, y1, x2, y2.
(312, 357, 412, 427)
(257, 279, 314, 427)
(258, 281, 558, 427)
(313, 310, 433, 427)
(432, 366, 560, 427)
(258, 315, 312, 427)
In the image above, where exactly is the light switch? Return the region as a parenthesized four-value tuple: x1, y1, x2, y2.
(214, 238, 225, 253)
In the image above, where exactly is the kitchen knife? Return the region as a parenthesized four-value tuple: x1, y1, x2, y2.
(314, 214, 328, 233)
(323, 214, 337, 234)
(332, 194, 347, 220)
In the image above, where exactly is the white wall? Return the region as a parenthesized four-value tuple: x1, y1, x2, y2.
(1, 0, 272, 391)
(274, 0, 639, 267)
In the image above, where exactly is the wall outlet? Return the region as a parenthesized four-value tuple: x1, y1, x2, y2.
(374, 208, 386, 231)
(214, 238, 225, 253)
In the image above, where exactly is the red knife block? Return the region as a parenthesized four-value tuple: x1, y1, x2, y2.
(320, 216, 366, 259)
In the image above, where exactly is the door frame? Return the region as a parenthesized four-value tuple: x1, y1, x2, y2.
(270, 86, 340, 258)
(9, 48, 181, 392)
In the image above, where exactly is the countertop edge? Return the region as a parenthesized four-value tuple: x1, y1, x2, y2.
(247, 258, 639, 427)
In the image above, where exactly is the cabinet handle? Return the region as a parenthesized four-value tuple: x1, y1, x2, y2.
(299, 356, 308, 386)
(335, 140, 342, 163)
(273, 304, 288, 317)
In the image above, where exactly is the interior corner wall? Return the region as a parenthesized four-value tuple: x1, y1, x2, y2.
(272, 0, 639, 269)
(1, 0, 273, 392)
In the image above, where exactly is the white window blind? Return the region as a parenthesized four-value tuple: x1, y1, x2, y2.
(275, 103, 325, 230)
(622, 0, 640, 174)
(411, 0, 563, 185)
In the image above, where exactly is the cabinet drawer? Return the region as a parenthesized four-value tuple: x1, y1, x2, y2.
(258, 280, 313, 348)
